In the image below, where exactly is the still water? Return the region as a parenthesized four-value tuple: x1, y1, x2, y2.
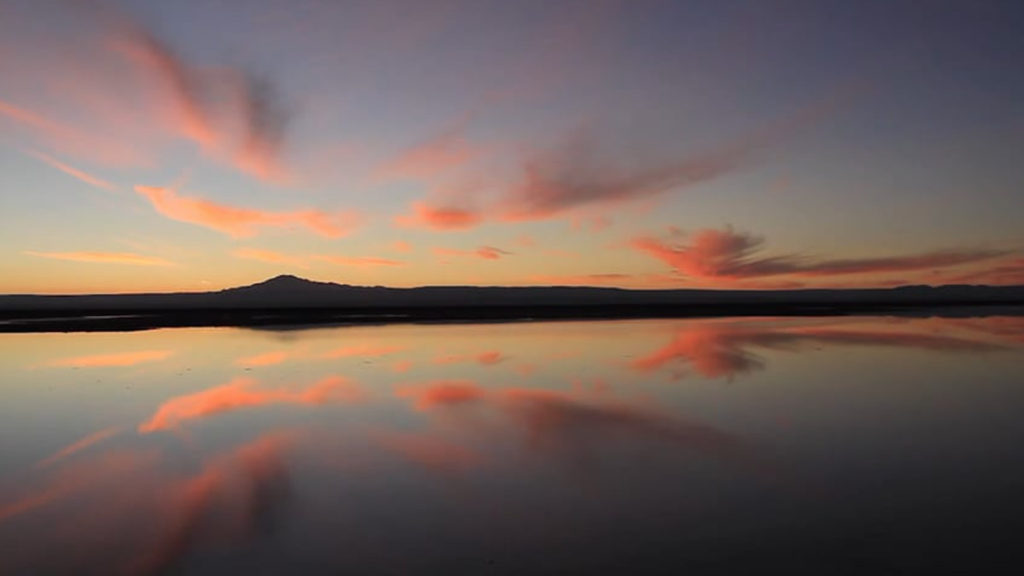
(1, 316, 1023, 574)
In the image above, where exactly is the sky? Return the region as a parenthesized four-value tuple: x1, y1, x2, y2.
(1, 0, 1023, 294)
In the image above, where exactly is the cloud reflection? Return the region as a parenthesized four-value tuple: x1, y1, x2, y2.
(139, 376, 360, 432)
(632, 319, 1006, 379)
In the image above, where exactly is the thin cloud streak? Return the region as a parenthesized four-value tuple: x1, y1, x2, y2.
(25, 251, 174, 267)
(375, 127, 475, 182)
(135, 185, 358, 238)
(27, 151, 117, 191)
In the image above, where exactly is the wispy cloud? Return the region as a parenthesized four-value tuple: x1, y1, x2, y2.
(25, 251, 174, 267)
(375, 127, 476, 182)
(136, 185, 358, 238)
(27, 151, 117, 191)
(395, 201, 483, 230)
(394, 82, 864, 230)
(112, 20, 292, 182)
(433, 246, 512, 260)
(0, 98, 145, 167)
(631, 226, 1009, 283)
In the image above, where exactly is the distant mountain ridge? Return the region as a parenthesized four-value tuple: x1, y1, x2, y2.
(3, 274, 1024, 312)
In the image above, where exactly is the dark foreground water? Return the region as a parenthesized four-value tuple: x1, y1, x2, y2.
(1, 316, 1023, 575)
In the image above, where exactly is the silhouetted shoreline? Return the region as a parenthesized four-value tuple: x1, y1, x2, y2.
(3, 275, 1023, 332)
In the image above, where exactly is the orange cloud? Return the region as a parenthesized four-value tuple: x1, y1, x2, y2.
(395, 201, 483, 230)
(391, 240, 413, 253)
(27, 151, 117, 191)
(48, 350, 175, 368)
(433, 246, 512, 260)
(138, 376, 359, 432)
(135, 185, 358, 238)
(631, 226, 1009, 284)
(25, 251, 174, 267)
(528, 273, 634, 286)
(926, 258, 1024, 286)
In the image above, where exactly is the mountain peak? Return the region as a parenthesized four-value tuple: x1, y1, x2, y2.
(264, 274, 312, 285)
(224, 274, 343, 294)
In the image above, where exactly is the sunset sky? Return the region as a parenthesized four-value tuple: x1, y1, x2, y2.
(2, 0, 1023, 294)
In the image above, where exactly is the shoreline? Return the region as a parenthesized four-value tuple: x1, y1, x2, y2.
(3, 302, 1023, 333)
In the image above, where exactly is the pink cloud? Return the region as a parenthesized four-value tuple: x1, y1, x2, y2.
(631, 226, 1009, 283)
(395, 201, 484, 230)
(135, 185, 358, 238)
(112, 21, 291, 182)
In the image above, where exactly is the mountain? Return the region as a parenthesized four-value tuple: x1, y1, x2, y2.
(2, 275, 1023, 332)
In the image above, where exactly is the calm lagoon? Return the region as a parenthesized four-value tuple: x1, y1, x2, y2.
(2, 315, 1023, 574)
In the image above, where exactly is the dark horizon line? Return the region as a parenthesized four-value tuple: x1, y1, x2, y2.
(4, 273, 1024, 298)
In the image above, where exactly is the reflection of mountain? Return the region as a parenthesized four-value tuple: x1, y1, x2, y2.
(633, 319, 1009, 379)
(3, 275, 1023, 331)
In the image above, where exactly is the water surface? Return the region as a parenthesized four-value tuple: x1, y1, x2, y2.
(2, 316, 1023, 574)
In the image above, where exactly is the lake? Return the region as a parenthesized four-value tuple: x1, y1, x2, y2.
(2, 315, 1023, 574)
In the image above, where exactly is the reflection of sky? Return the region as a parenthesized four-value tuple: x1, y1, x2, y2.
(2, 1, 1024, 292)
(1, 316, 1024, 572)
